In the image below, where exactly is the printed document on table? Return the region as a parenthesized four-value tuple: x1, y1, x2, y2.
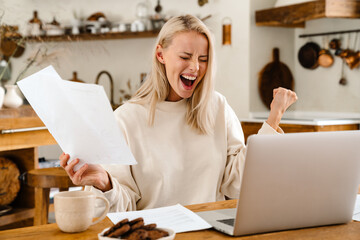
(353, 194, 360, 221)
(18, 65, 137, 170)
(107, 204, 212, 233)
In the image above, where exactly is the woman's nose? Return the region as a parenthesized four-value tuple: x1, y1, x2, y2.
(189, 59, 199, 72)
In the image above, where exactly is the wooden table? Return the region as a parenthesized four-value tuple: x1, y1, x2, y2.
(1, 200, 359, 239)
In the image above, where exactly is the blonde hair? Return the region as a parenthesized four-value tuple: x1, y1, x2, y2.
(130, 15, 216, 134)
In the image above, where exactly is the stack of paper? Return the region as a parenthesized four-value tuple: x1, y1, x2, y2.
(18, 66, 137, 170)
(107, 204, 212, 233)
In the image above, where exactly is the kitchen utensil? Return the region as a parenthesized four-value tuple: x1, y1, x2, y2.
(329, 38, 341, 50)
(258, 48, 294, 109)
(344, 32, 359, 69)
(155, 0, 162, 13)
(198, 0, 209, 6)
(87, 12, 106, 21)
(298, 41, 320, 69)
(69, 71, 84, 83)
(339, 33, 352, 59)
(339, 61, 347, 85)
(318, 37, 334, 68)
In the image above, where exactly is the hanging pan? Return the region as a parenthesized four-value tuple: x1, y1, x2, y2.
(258, 48, 294, 109)
(298, 41, 320, 69)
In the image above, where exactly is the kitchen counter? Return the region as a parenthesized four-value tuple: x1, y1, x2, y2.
(240, 111, 360, 143)
(242, 111, 360, 126)
(241, 118, 360, 126)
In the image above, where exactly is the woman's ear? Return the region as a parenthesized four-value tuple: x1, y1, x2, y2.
(156, 45, 165, 64)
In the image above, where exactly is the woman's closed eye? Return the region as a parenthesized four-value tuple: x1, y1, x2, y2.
(180, 56, 208, 62)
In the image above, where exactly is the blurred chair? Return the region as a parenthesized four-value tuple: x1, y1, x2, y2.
(26, 167, 77, 225)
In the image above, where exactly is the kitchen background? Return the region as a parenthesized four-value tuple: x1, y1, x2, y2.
(0, 0, 360, 159)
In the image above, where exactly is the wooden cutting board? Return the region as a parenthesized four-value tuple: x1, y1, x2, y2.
(258, 48, 294, 109)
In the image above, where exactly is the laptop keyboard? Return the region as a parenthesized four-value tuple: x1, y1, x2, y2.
(217, 218, 235, 226)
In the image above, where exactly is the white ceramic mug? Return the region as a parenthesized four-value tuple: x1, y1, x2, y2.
(54, 191, 110, 233)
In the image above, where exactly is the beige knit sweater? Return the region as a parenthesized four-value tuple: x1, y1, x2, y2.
(85, 92, 280, 212)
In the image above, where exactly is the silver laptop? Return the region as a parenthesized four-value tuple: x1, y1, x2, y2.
(197, 130, 360, 236)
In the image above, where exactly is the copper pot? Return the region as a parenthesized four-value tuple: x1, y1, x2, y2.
(318, 38, 333, 68)
(345, 51, 360, 69)
(329, 38, 341, 50)
(318, 49, 333, 68)
(339, 49, 354, 59)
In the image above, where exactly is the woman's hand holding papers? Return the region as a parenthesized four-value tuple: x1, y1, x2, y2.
(59, 153, 112, 192)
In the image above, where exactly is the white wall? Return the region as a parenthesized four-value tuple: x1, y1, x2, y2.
(0, 0, 251, 158)
(250, 0, 296, 112)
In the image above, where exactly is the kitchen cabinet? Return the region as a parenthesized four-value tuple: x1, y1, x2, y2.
(241, 120, 359, 143)
(0, 105, 56, 229)
(25, 30, 159, 43)
(255, 0, 360, 28)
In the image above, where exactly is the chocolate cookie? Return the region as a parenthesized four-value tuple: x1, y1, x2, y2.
(146, 229, 169, 240)
(108, 224, 131, 238)
(129, 217, 144, 225)
(123, 228, 148, 240)
(142, 223, 157, 230)
(103, 218, 129, 236)
(130, 219, 144, 231)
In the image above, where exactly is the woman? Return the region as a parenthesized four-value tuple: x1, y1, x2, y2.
(60, 15, 297, 212)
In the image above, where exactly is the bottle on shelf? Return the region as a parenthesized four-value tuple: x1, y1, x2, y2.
(27, 10, 43, 36)
(69, 71, 84, 83)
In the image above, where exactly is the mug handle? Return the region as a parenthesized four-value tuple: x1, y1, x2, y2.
(91, 196, 110, 226)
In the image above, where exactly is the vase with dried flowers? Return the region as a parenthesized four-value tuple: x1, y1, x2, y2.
(0, 45, 41, 108)
(0, 39, 64, 108)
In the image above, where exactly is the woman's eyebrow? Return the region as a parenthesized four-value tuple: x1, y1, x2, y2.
(181, 52, 208, 58)
(182, 52, 192, 56)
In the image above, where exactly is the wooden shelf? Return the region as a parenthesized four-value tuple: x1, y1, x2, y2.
(255, 0, 360, 28)
(25, 30, 160, 43)
(0, 105, 56, 151)
(0, 208, 34, 227)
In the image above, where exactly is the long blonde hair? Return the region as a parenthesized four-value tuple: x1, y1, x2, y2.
(130, 15, 216, 134)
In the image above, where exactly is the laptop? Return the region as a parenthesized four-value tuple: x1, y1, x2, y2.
(197, 130, 360, 236)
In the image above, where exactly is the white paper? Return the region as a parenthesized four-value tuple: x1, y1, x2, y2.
(18, 65, 137, 170)
(107, 204, 212, 233)
(353, 194, 360, 221)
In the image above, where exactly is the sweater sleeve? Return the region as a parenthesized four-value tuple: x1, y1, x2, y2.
(83, 108, 141, 212)
(84, 164, 141, 212)
(220, 103, 282, 199)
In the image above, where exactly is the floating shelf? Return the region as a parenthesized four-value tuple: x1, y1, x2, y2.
(25, 30, 160, 43)
(0, 208, 34, 227)
(255, 0, 360, 28)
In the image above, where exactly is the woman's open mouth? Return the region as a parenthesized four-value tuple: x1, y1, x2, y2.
(180, 74, 196, 88)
